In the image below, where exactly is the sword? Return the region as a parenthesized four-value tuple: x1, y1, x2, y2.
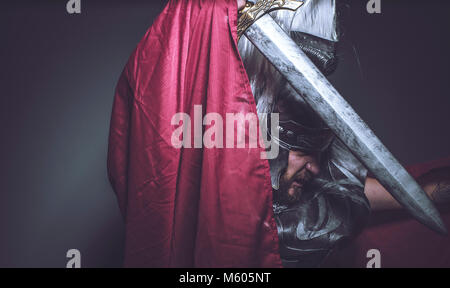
(238, 0, 447, 234)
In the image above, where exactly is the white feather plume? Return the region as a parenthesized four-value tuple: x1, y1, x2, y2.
(238, 0, 338, 111)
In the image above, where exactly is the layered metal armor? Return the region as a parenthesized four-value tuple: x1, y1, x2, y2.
(270, 95, 370, 268)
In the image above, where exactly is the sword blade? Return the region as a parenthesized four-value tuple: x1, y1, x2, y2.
(244, 14, 447, 234)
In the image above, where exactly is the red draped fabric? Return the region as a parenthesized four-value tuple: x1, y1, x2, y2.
(107, 0, 281, 268)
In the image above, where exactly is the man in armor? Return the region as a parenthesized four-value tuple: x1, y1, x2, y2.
(108, 0, 449, 267)
(238, 0, 450, 267)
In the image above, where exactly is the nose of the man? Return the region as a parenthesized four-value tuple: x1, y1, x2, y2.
(305, 156, 320, 176)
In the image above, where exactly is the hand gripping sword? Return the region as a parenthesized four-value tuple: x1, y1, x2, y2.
(238, 0, 447, 234)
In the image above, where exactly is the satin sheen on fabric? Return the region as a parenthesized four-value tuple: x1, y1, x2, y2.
(107, 0, 282, 267)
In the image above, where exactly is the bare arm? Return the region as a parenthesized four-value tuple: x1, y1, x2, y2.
(365, 167, 450, 211)
(364, 177, 401, 210)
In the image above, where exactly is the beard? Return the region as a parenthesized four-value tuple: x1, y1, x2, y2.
(275, 170, 313, 205)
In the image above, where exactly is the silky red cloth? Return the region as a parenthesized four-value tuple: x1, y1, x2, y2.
(107, 0, 281, 268)
(326, 157, 450, 268)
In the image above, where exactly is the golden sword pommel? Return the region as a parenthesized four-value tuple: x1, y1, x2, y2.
(237, 0, 304, 40)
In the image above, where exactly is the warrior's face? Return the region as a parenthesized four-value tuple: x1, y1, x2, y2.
(278, 150, 321, 203)
(268, 98, 332, 204)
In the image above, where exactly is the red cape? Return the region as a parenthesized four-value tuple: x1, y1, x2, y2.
(107, 0, 281, 268)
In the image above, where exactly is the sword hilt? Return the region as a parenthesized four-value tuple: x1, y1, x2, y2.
(238, 0, 304, 40)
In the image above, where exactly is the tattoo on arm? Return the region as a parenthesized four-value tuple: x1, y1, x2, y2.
(431, 181, 450, 203)
(417, 167, 450, 204)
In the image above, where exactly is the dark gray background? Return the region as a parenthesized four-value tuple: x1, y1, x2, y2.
(1, 0, 449, 267)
